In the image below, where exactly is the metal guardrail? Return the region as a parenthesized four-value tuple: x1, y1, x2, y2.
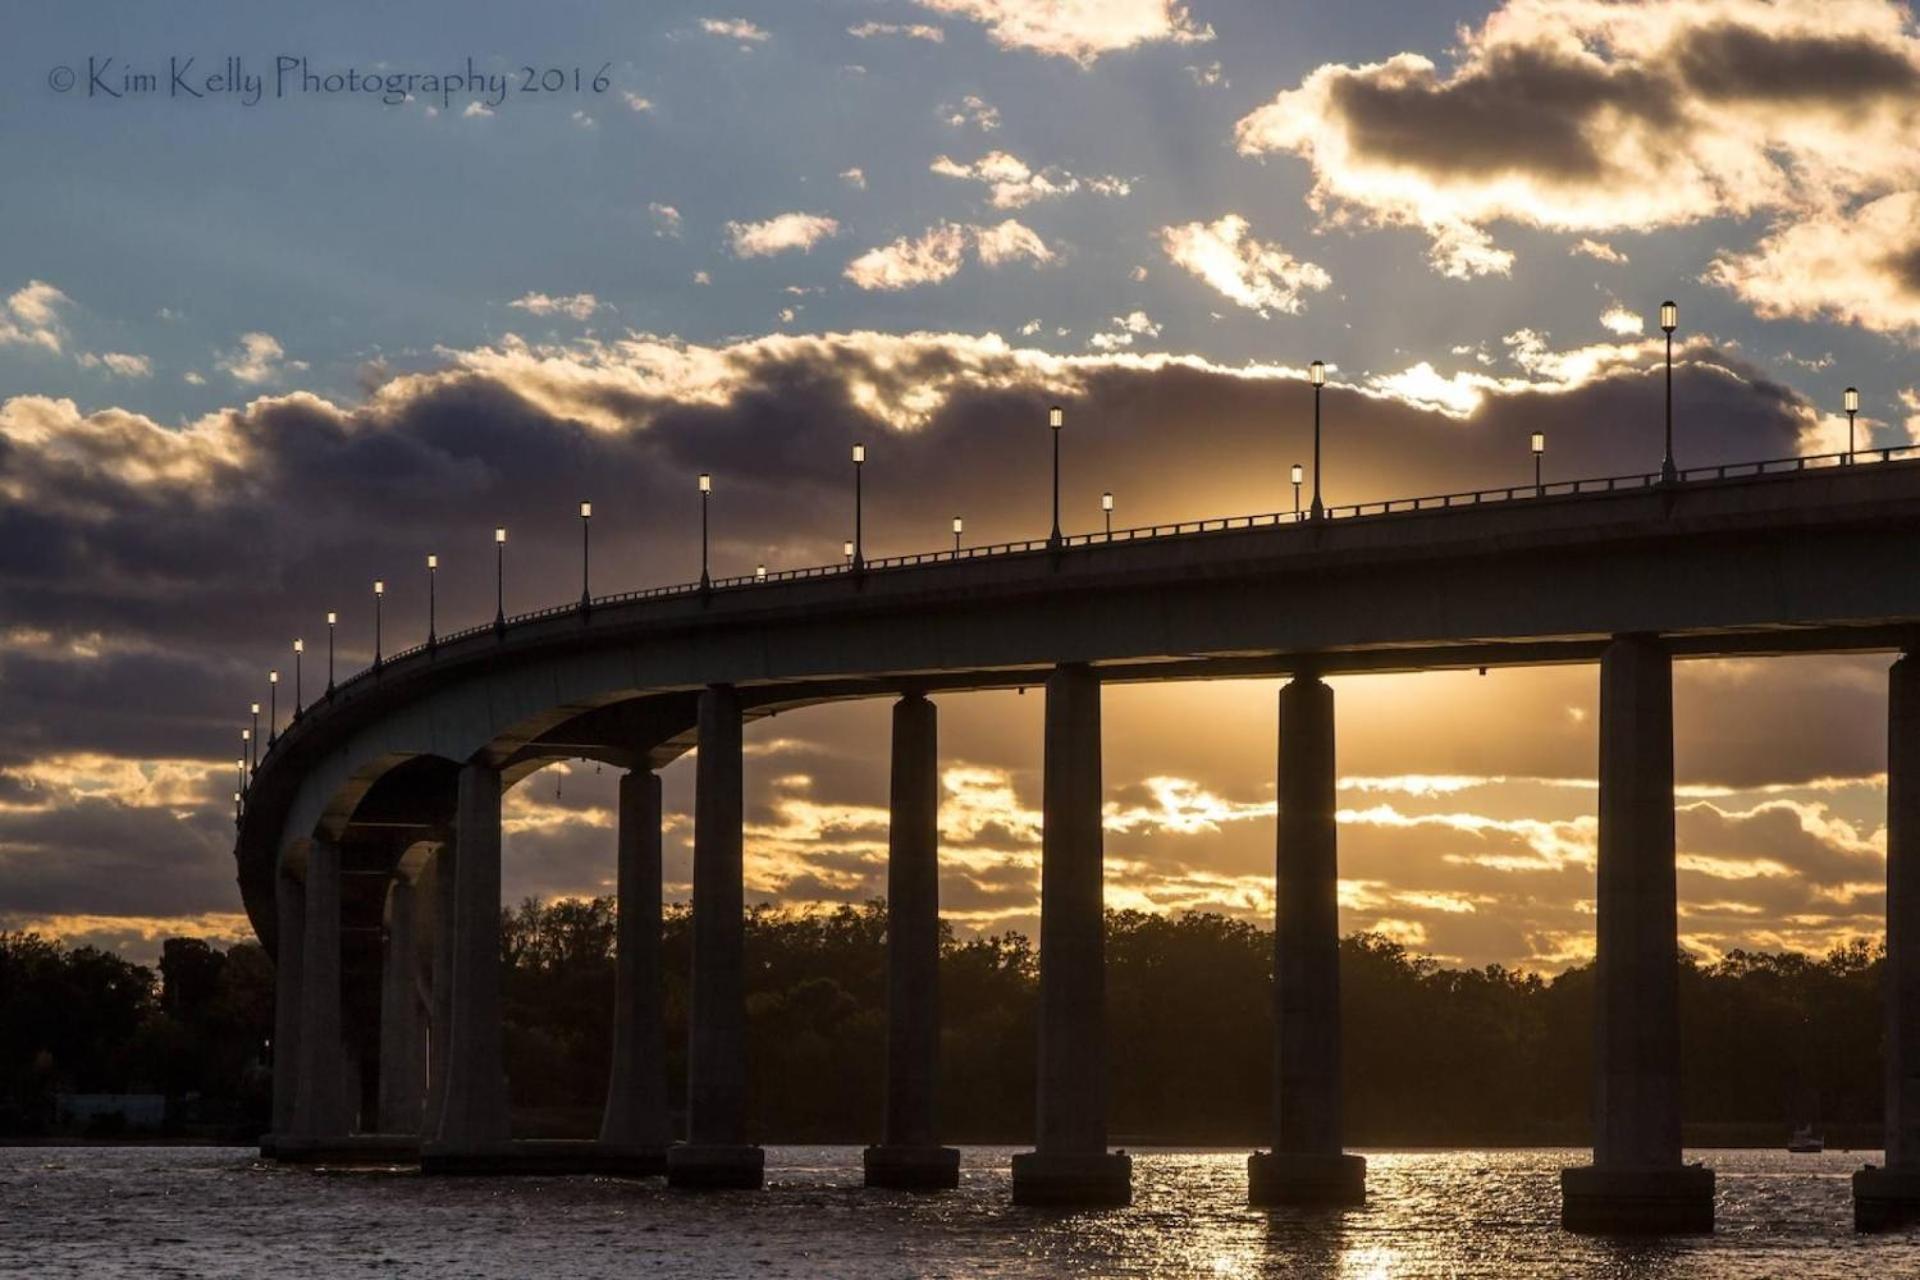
(290, 442, 1920, 719)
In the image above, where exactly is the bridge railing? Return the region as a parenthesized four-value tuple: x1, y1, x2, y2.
(312, 442, 1920, 703)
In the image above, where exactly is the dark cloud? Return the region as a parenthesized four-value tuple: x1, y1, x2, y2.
(1675, 25, 1920, 103)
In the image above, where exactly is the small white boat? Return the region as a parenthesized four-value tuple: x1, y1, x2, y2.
(1787, 1124, 1825, 1153)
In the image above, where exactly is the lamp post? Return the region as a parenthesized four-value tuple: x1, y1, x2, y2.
(373, 580, 385, 668)
(234, 790, 243, 824)
(1531, 431, 1546, 494)
(1102, 491, 1113, 537)
(851, 443, 866, 571)
(1291, 463, 1303, 519)
(292, 639, 304, 716)
(952, 515, 963, 554)
(236, 756, 245, 799)
(325, 612, 336, 694)
(1309, 361, 1327, 518)
(249, 703, 259, 769)
(267, 671, 279, 744)
(755, 563, 767, 582)
(698, 474, 712, 590)
(494, 526, 507, 633)
(843, 539, 854, 568)
(579, 501, 593, 610)
(1660, 300, 1678, 483)
(1844, 386, 1860, 464)
(1048, 405, 1064, 548)
(426, 556, 438, 650)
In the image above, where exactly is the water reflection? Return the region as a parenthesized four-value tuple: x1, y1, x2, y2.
(0, 1146, 1897, 1279)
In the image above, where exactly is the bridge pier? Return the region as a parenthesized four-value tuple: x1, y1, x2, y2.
(668, 685, 766, 1190)
(376, 875, 428, 1134)
(1562, 636, 1713, 1233)
(262, 867, 305, 1156)
(422, 763, 513, 1169)
(1012, 663, 1131, 1207)
(865, 694, 961, 1190)
(1250, 674, 1365, 1206)
(424, 843, 455, 1142)
(284, 840, 356, 1154)
(1856, 653, 1920, 1230)
(600, 769, 673, 1175)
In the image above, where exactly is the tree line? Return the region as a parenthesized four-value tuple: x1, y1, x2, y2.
(1, 903, 1888, 1144)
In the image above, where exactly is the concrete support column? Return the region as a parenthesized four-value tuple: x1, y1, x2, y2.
(265, 867, 305, 1153)
(865, 694, 960, 1190)
(1011, 663, 1130, 1206)
(289, 840, 354, 1142)
(425, 763, 512, 1163)
(1856, 652, 1920, 1229)
(376, 876, 428, 1134)
(1250, 674, 1365, 1205)
(667, 685, 765, 1189)
(600, 769, 672, 1173)
(423, 843, 455, 1142)
(1562, 635, 1713, 1233)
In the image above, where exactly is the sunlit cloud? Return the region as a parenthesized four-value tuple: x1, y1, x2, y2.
(1235, 0, 1920, 280)
(0, 280, 71, 354)
(76, 351, 153, 378)
(940, 94, 1001, 131)
(849, 22, 945, 43)
(931, 150, 1129, 208)
(699, 17, 771, 45)
(648, 202, 683, 237)
(507, 291, 601, 320)
(915, 0, 1212, 66)
(725, 211, 841, 258)
(215, 331, 306, 385)
(844, 219, 1051, 291)
(1159, 214, 1331, 315)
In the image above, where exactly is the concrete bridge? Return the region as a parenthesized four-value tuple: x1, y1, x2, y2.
(236, 448, 1920, 1231)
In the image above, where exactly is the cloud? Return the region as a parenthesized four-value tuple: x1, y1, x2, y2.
(931, 150, 1129, 208)
(844, 219, 1051, 290)
(1089, 310, 1161, 351)
(1708, 193, 1920, 340)
(622, 92, 654, 112)
(1573, 237, 1627, 264)
(849, 22, 945, 43)
(1159, 214, 1331, 315)
(214, 332, 306, 384)
(648, 202, 683, 237)
(461, 101, 492, 119)
(917, 0, 1212, 66)
(0, 280, 71, 354)
(839, 167, 867, 190)
(1234, 0, 1920, 280)
(77, 352, 154, 378)
(725, 211, 841, 258)
(700, 17, 771, 44)
(1187, 61, 1226, 88)
(507, 292, 601, 321)
(940, 94, 1001, 131)
(1599, 303, 1644, 336)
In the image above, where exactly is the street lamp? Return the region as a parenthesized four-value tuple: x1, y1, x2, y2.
(1309, 361, 1327, 519)
(952, 515, 963, 554)
(426, 556, 438, 650)
(292, 639, 304, 716)
(698, 474, 712, 590)
(267, 670, 279, 744)
(843, 538, 854, 567)
(1102, 491, 1114, 537)
(1290, 463, 1304, 519)
(579, 501, 593, 610)
(1844, 386, 1860, 464)
(243, 725, 253, 774)
(1660, 300, 1678, 483)
(1531, 431, 1546, 494)
(373, 580, 385, 668)
(851, 443, 866, 571)
(755, 563, 767, 582)
(1048, 405, 1064, 548)
(494, 526, 507, 633)
(325, 612, 336, 693)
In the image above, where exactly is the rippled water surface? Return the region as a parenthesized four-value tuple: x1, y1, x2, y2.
(1, 1146, 1912, 1277)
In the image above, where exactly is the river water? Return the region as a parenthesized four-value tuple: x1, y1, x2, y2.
(0, 1146, 1910, 1277)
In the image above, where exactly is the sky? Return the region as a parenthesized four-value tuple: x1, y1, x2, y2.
(2, 0, 1916, 970)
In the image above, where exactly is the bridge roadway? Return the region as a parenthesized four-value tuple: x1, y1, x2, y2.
(238, 453, 1920, 1229)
